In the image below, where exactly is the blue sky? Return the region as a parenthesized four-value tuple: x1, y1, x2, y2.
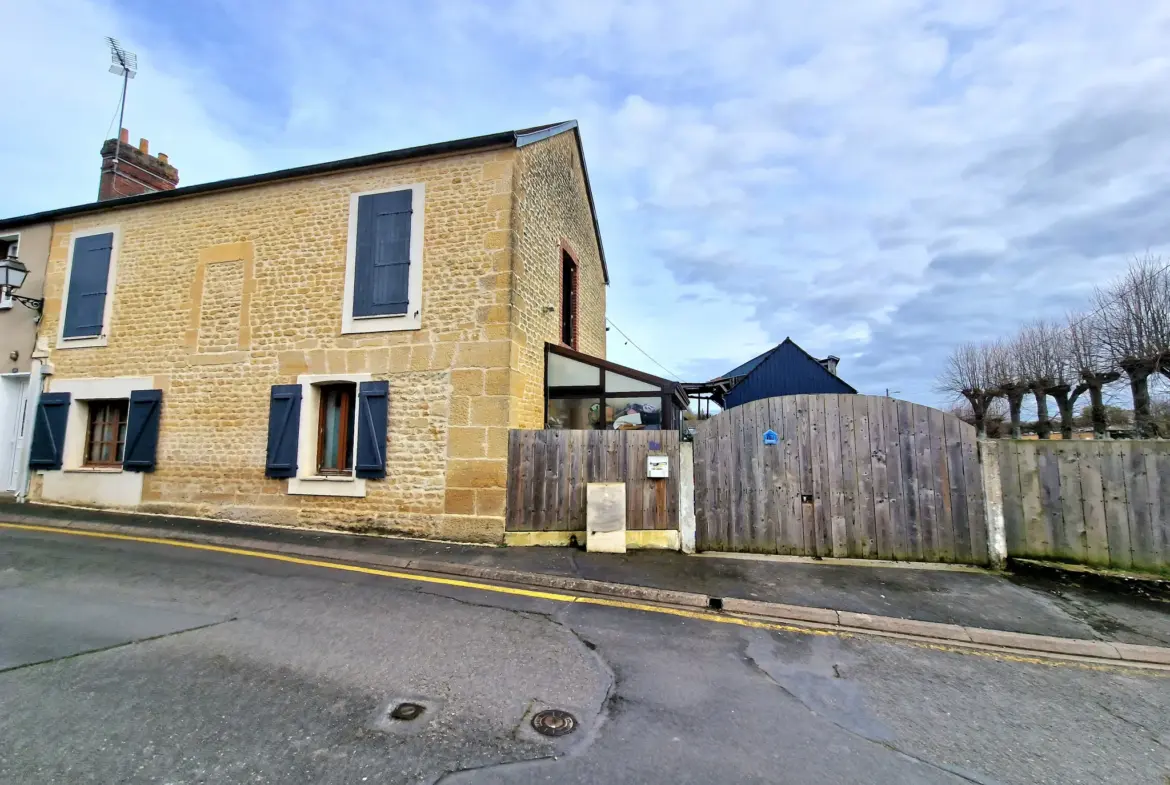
(6, 1, 1170, 407)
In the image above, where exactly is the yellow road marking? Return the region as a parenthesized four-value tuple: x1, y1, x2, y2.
(2, 521, 1164, 677)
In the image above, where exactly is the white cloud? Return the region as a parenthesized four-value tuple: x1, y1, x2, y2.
(6, 0, 1170, 404)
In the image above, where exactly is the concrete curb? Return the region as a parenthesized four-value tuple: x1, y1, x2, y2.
(6, 513, 1170, 669)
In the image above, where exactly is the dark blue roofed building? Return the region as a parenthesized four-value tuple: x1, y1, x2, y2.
(684, 338, 856, 412)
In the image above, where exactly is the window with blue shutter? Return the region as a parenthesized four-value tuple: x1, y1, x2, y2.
(353, 190, 412, 318)
(122, 389, 163, 472)
(63, 232, 114, 338)
(355, 380, 389, 479)
(265, 385, 301, 478)
(29, 392, 70, 470)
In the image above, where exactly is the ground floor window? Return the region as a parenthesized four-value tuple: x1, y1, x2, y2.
(85, 399, 128, 466)
(316, 383, 355, 475)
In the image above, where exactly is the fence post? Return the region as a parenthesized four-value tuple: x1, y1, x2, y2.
(679, 441, 696, 553)
(979, 440, 1007, 568)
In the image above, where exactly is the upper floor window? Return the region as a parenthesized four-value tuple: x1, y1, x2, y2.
(342, 184, 425, 334)
(58, 228, 119, 349)
(561, 249, 578, 349)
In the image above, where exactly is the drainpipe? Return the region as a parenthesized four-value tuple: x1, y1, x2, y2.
(14, 337, 51, 502)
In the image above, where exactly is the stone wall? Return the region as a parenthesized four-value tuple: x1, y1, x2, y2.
(509, 131, 607, 430)
(33, 145, 524, 543)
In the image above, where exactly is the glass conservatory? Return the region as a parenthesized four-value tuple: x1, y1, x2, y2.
(544, 343, 689, 431)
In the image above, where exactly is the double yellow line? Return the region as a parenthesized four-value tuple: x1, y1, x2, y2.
(1, 521, 1161, 676)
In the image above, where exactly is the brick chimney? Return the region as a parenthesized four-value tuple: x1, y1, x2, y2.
(98, 128, 180, 201)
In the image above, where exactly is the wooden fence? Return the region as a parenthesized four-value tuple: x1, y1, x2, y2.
(994, 440, 1170, 572)
(505, 430, 679, 532)
(693, 395, 988, 564)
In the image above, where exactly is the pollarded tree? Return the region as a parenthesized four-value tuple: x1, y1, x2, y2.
(1093, 255, 1170, 437)
(1015, 320, 1057, 439)
(937, 341, 1002, 438)
(1068, 310, 1120, 438)
(1017, 319, 1086, 440)
(990, 336, 1029, 439)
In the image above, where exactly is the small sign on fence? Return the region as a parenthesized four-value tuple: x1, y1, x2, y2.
(762, 429, 779, 445)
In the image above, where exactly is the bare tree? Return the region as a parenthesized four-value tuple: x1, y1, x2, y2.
(1016, 320, 1066, 438)
(950, 398, 1008, 438)
(937, 341, 1001, 437)
(1068, 310, 1121, 438)
(990, 337, 1029, 439)
(1017, 319, 1090, 439)
(1093, 255, 1170, 437)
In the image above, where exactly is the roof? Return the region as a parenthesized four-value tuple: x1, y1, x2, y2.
(719, 344, 780, 381)
(0, 120, 609, 284)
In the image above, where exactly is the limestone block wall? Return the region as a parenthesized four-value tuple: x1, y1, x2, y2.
(32, 145, 522, 543)
(509, 131, 607, 430)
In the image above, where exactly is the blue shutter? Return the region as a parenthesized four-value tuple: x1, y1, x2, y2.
(63, 232, 114, 338)
(122, 389, 163, 472)
(265, 384, 301, 478)
(353, 190, 412, 318)
(355, 380, 389, 479)
(29, 392, 70, 470)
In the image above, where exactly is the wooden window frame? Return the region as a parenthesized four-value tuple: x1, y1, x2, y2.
(316, 383, 356, 476)
(84, 399, 129, 467)
(560, 243, 579, 350)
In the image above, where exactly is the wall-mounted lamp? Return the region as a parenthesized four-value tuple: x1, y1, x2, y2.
(0, 255, 42, 311)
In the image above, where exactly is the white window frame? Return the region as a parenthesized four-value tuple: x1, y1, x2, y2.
(56, 225, 121, 349)
(0, 232, 19, 310)
(287, 372, 372, 498)
(341, 184, 425, 335)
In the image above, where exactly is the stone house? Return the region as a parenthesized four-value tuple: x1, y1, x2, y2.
(0, 121, 607, 543)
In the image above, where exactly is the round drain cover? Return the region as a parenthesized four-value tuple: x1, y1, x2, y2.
(390, 702, 425, 721)
(531, 709, 577, 737)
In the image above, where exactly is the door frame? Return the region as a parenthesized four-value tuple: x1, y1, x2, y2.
(0, 373, 31, 493)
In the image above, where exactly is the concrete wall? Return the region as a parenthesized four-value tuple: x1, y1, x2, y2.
(28, 140, 600, 543)
(509, 131, 607, 430)
(0, 223, 51, 374)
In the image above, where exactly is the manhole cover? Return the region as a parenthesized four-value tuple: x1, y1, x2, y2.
(531, 709, 577, 737)
(389, 702, 425, 721)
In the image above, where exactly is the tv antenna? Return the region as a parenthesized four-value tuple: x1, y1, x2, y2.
(105, 37, 138, 192)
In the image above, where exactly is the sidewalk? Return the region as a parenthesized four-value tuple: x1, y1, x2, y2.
(3, 501, 1168, 659)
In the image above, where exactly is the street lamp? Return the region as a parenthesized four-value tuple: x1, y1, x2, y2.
(0, 255, 42, 311)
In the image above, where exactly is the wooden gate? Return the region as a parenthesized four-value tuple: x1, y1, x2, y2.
(692, 394, 988, 564)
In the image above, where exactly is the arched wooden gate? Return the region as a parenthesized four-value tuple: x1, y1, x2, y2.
(692, 394, 989, 564)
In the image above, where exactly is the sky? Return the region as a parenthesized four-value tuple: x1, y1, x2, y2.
(4, 0, 1170, 408)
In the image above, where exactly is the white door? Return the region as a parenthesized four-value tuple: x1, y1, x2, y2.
(0, 375, 31, 493)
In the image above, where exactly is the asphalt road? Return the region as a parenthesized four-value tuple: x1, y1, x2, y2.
(1, 527, 1167, 785)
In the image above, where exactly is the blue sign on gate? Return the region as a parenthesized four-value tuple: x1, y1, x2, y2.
(762, 429, 779, 445)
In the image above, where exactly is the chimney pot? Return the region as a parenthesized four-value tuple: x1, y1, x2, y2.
(119, 128, 129, 144)
(157, 153, 169, 165)
(138, 138, 149, 154)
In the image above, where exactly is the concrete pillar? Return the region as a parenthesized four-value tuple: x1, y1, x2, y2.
(679, 441, 696, 553)
(979, 440, 1007, 569)
(586, 482, 626, 553)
